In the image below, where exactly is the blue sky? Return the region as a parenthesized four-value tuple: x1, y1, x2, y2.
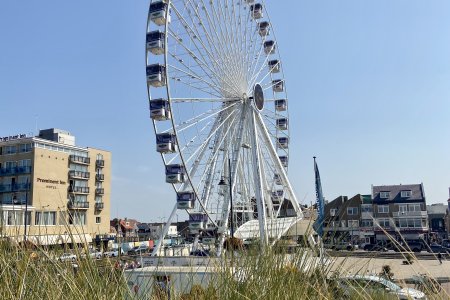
(1, 1, 449, 221)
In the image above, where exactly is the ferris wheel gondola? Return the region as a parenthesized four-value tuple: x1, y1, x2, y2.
(146, 0, 303, 255)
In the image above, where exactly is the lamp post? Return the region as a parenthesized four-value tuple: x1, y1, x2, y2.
(23, 178, 29, 244)
(219, 158, 234, 240)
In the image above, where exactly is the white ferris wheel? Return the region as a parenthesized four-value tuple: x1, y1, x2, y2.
(146, 0, 303, 255)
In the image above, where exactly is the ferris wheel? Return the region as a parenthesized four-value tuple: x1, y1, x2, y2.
(146, 0, 303, 255)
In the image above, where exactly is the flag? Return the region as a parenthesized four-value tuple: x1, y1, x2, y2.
(313, 157, 325, 237)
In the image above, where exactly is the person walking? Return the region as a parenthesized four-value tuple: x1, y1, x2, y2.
(438, 252, 443, 264)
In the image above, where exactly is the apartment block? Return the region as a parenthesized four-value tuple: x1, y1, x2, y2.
(0, 129, 111, 247)
(372, 184, 428, 242)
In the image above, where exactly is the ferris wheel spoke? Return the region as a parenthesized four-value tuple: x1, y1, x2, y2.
(183, 0, 235, 79)
(171, 97, 241, 103)
(169, 4, 241, 93)
(168, 102, 239, 134)
(168, 64, 238, 96)
(180, 105, 240, 165)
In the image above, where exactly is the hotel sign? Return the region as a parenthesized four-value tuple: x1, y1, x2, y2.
(37, 178, 67, 190)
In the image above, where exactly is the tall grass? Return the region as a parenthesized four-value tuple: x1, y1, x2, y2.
(0, 236, 449, 299)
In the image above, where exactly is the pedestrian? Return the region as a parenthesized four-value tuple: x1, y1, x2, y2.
(438, 252, 443, 264)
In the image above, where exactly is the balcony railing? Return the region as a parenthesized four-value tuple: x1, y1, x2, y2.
(393, 211, 428, 217)
(95, 174, 105, 181)
(68, 186, 90, 194)
(95, 188, 104, 195)
(95, 202, 104, 210)
(69, 155, 90, 165)
(0, 183, 31, 193)
(0, 166, 32, 177)
(68, 201, 90, 209)
(96, 159, 105, 168)
(68, 170, 90, 180)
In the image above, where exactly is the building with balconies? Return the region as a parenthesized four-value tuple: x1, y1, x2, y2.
(0, 129, 111, 248)
(372, 183, 428, 243)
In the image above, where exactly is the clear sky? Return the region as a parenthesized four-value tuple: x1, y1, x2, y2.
(1, 1, 449, 221)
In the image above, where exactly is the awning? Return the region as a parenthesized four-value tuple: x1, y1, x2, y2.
(59, 234, 93, 244)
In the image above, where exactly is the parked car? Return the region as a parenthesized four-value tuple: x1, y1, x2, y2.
(128, 245, 149, 256)
(361, 242, 388, 252)
(397, 241, 423, 253)
(104, 248, 124, 258)
(336, 275, 426, 300)
(190, 249, 210, 257)
(427, 243, 450, 254)
(59, 253, 77, 262)
(81, 249, 103, 259)
(334, 241, 357, 251)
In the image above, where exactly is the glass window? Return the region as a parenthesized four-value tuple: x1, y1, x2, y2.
(35, 211, 56, 225)
(401, 190, 412, 198)
(96, 153, 104, 160)
(348, 220, 359, 227)
(377, 218, 390, 228)
(378, 205, 389, 213)
(398, 204, 407, 213)
(330, 208, 337, 216)
(380, 192, 390, 199)
(347, 207, 358, 215)
(408, 203, 421, 212)
(59, 211, 67, 225)
(96, 217, 101, 224)
(69, 212, 87, 226)
(19, 143, 32, 153)
(361, 204, 372, 212)
(2, 211, 31, 226)
(361, 219, 373, 227)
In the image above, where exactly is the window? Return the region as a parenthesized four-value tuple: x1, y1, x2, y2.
(340, 220, 346, 228)
(59, 211, 67, 225)
(380, 192, 390, 199)
(96, 217, 101, 224)
(348, 220, 359, 228)
(401, 190, 412, 198)
(18, 159, 31, 167)
(74, 195, 88, 202)
(95, 196, 102, 203)
(361, 204, 372, 212)
(69, 212, 86, 225)
(330, 208, 337, 216)
(397, 204, 407, 214)
(378, 205, 389, 213)
(3, 146, 17, 155)
(377, 218, 390, 228)
(35, 212, 56, 225)
(69, 164, 88, 172)
(408, 203, 421, 212)
(361, 219, 373, 227)
(347, 207, 358, 215)
(19, 143, 32, 153)
(1, 211, 31, 226)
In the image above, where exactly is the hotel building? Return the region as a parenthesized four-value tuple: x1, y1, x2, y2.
(0, 129, 111, 247)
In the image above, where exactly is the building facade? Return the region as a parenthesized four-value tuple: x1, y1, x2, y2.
(372, 184, 428, 242)
(0, 129, 111, 246)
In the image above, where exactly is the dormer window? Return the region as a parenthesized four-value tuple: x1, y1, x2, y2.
(401, 190, 412, 198)
(380, 191, 390, 199)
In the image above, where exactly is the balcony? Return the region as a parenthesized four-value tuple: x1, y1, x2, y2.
(393, 211, 428, 217)
(96, 159, 105, 168)
(95, 202, 104, 210)
(95, 188, 104, 195)
(0, 166, 32, 177)
(68, 186, 90, 194)
(0, 183, 31, 193)
(68, 201, 90, 209)
(68, 170, 90, 180)
(69, 155, 90, 165)
(95, 174, 105, 181)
